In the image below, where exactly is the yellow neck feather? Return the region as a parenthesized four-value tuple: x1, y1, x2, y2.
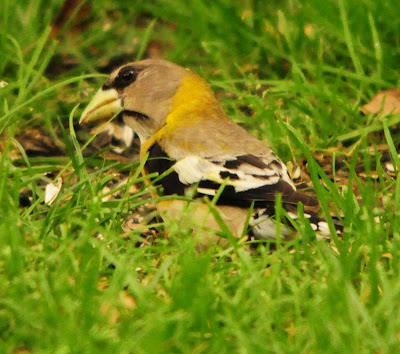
(140, 74, 224, 158)
(166, 74, 222, 126)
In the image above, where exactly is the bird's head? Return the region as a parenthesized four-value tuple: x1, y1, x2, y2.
(79, 59, 193, 142)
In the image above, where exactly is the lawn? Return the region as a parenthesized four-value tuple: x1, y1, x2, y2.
(2, 0, 400, 352)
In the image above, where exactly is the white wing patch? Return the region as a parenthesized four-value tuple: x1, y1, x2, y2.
(172, 156, 212, 185)
(173, 154, 293, 193)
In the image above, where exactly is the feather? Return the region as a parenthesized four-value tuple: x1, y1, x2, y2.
(80, 59, 342, 241)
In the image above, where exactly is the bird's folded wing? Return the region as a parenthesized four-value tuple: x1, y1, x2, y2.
(172, 154, 318, 208)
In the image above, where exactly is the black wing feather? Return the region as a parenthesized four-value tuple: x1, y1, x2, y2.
(146, 143, 318, 209)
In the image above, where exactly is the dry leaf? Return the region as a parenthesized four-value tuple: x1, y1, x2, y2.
(119, 291, 136, 311)
(362, 88, 400, 115)
(16, 128, 64, 157)
(45, 178, 62, 205)
(100, 300, 120, 324)
(381, 252, 393, 259)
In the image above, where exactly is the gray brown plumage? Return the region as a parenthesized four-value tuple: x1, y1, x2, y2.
(80, 59, 341, 244)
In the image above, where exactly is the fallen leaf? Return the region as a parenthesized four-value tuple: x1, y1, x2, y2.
(100, 300, 120, 324)
(362, 88, 400, 115)
(381, 252, 393, 259)
(45, 178, 62, 205)
(119, 291, 136, 311)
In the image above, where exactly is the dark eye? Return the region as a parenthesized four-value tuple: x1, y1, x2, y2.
(114, 66, 138, 89)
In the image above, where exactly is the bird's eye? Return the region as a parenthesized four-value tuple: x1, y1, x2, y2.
(114, 66, 138, 89)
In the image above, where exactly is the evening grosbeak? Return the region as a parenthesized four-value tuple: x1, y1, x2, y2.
(80, 59, 340, 243)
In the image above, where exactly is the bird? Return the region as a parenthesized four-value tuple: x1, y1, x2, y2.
(80, 59, 341, 246)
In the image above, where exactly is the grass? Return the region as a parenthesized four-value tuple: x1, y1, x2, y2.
(2, 0, 400, 352)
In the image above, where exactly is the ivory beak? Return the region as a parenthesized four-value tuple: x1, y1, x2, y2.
(79, 88, 123, 124)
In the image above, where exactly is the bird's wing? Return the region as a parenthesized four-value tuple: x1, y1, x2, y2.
(145, 142, 328, 238)
(172, 154, 318, 208)
(145, 142, 318, 209)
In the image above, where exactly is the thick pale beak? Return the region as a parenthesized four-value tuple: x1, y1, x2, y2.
(79, 88, 123, 124)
